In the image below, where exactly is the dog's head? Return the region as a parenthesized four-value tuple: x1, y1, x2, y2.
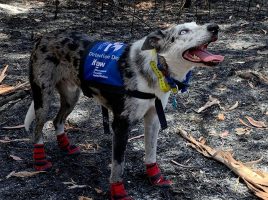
(141, 22, 224, 68)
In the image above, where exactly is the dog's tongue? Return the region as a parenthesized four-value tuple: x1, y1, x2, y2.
(191, 48, 224, 62)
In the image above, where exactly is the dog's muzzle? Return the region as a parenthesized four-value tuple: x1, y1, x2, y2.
(182, 24, 224, 66)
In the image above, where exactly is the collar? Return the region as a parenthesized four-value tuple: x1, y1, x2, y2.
(150, 50, 192, 93)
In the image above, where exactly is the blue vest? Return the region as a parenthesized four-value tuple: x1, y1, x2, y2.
(83, 41, 127, 87)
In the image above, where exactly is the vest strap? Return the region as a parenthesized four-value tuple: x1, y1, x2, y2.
(101, 89, 167, 134)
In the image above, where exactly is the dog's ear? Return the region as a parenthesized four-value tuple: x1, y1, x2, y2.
(141, 30, 165, 51)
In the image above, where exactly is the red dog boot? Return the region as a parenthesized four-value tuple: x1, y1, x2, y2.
(110, 182, 133, 200)
(33, 144, 52, 171)
(57, 133, 80, 155)
(146, 163, 172, 187)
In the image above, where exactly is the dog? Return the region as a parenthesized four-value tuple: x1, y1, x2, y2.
(24, 22, 224, 200)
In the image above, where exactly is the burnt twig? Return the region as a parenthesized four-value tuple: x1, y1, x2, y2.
(54, 0, 60, 20)
(0, 90, 30, 108)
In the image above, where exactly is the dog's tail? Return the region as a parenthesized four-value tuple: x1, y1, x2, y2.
(24, 101, 35, 131)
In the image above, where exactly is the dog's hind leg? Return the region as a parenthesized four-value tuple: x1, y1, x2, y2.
(31, 78, 54, 171)
(53, 79, 80, 155)
(144, 107, 172, 187)
(29, 50, 59, 171)
(110, 116, 132, 200)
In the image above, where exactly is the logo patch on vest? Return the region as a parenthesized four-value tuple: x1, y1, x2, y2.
(83, 41, 127, 87)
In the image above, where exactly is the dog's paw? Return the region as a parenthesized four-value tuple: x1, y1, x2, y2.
(33, 144, 53, 171)
(60, 144, 80, 155)
(146, 163, 172, 187)
(57, 133, 80, 155)
(34, 160, 52, 171)
(110, 182, 133, 200)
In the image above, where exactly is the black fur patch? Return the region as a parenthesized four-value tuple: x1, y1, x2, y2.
(79, 50, 84, 58)
(45, 55, 60, 65)
(132, 48, 154, 86)
(65, 54, 71, 62)
(29, 65, 43, 110)
(68, 42, 79, 51)
(40, 45, 48, 53)
(112, 117, 130, 163)
(34, 37, 41, 48)
(82, 40, 91, 49)
(61, 38, 70, 45)
(118, 46, 135, 79)
(73, 58, 79, 67)
(70, 32, 81, 41)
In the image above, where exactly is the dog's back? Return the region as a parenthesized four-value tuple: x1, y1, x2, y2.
(26, 32, 94, 142)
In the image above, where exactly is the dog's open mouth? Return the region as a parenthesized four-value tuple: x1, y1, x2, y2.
(183, 44, 224, 66)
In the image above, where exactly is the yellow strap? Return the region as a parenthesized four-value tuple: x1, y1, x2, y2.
(150, 60, 170, 92)
(171, 87, 178, 93)
(150, 49, 179, 93)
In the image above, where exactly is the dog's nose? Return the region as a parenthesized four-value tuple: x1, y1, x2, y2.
(207, 23, 219, 34)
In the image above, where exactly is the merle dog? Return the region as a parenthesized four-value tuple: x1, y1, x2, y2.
(24, 22, 224, 200)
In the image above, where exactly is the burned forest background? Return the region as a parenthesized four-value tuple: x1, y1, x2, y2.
(0, 0, 268, 200)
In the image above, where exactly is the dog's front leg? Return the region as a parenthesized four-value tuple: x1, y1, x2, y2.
(110, 116, 132, 200)
(144, 107, 172, 187)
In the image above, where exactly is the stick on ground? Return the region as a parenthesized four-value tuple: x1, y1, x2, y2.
(177, 128, 268, 200)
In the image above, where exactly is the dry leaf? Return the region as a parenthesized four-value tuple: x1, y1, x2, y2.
(235, 128, 251, 135)
(2, 124, 25, 129)
(62, 181, 74, 185)
(0, 65, 8, 83)
(0, 81, 30, 95)
(239, 118, 253, 128)
(63, 179, 87, 189)
(6, 171, 45, 178)
(198, 137, 206, 144)
(0, 84, 15, 95)
(245, 116, 267, 128)
(217, 85, 227, 91)
(14, 81, 30, 90)
(65, 123, 80, 131)
(0, 139, 11, 143)
(217, 113, 225, 121)
(257, 50, 268, 55)
(0, 138, 30, 143)
(94, 188, 103, 194)
(78, 196, 93, 200)
(244, 157, 263, 168)
(248, 82, 255, 88)
(6, 171, 15, 179)
(79, 143, 94, 150)
(209, 130, 217, 136)
(197, 96, 220, 113)
(232, 61, 245, 64)
(128, 134, 144, 142)
(220, 130, 229, 138)
(10, 155, 23, 161)
(237, 71, 268, 85)
(68, 185, 87, 189)
(227, 101, 239, 111)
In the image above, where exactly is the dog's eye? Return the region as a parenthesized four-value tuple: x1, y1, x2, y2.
(179, 29, 189, 35)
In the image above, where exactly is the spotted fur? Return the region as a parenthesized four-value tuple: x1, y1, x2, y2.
(24, 22, 221, 197)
